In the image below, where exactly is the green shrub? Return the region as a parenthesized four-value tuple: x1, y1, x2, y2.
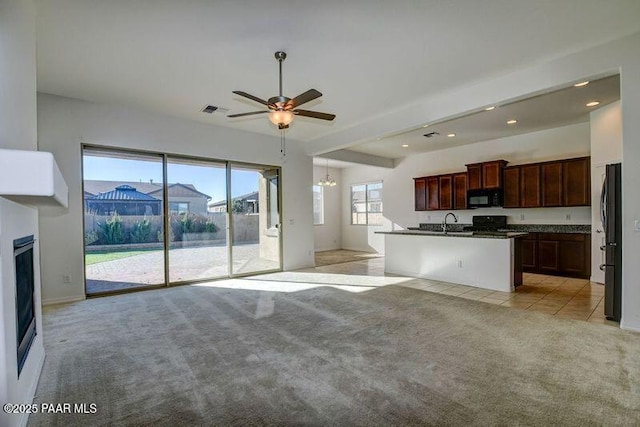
(84, 231, 99, 246)
(100, 212, 125, 244)
(130, 216, 153, 243)
(157, 227, 175, 243)
(205, 219, 218, 233)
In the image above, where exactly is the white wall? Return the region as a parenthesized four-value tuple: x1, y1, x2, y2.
(0, 1, 45, 426)
(37, 93, 315, 304)
(341, 123, 591, 253)
(590, 101, 622, 283)
(313, 165, 342, 251)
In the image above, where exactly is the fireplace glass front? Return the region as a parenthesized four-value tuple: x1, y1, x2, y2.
(14, 235, 36, 376)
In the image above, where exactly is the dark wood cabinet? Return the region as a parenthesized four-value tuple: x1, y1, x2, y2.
(427, 177, 439, 211)
(520, 164, 541, 208)
(453, 173, 468, 210)
(563, 157, 590, 206)
(414, 178, 426, 211)
(414, 156, 589, 212)
(523, 232, 590, 279)
(538, 239, 561, 273)
(503, 166, 521, 208)
(466, 163, 482, 190)
(542, 162, 563, 207)
(482, 160, 507, 189)
(521, 236, 538, 270)
(439, 175, 453, 210)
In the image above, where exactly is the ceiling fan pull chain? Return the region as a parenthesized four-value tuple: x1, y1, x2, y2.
(280, 130, 286, 159)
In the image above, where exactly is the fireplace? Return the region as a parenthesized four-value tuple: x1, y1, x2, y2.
(14, 235, 36, 376)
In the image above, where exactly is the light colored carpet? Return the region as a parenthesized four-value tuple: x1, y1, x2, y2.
(315, 249, 381, 267)
(30, 274, 640, 426)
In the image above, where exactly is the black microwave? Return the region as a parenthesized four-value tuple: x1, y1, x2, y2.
(467, 188, 503, 208)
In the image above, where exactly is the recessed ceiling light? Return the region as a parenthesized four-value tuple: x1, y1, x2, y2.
(447, 133, 456, 138)
(376, 137, 381, 140)
(507, 119, 517, 125)
(586, 101, 600, 107)
(485, 106, 496, 111)
(574, 81, 589, 87)
(422, 124, 429, 128)
(402, 144, 409, 148)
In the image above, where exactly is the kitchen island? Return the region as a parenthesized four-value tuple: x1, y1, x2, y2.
(378, 230, 528, 292)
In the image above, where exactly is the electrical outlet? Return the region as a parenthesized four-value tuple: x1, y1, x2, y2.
(520, 214, 525, 221)
(457, 260, 463, 268)
(565, 214, 571, 220)
(635, 219, 640, 232)
(427, 215, 431, 221)
(62, 275, 71, 284)
(289, 219, 294, 225)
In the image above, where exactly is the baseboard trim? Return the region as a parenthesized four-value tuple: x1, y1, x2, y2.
(43, 295, 85, 306)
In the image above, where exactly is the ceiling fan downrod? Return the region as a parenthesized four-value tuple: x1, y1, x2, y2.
(275, 51, 286, 98)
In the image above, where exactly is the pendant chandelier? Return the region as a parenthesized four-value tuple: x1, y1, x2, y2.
(317, 159, 337, 187)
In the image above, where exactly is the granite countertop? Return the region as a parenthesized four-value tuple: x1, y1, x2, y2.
(406, 223, 591, 234)
(376, 230, 529, 239)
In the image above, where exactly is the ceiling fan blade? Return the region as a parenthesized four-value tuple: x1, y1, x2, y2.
(232, 91, 269, 106)
(294, 109, 336, 121)
(286, 89, 322, 109)
(227, 111, 269, 118)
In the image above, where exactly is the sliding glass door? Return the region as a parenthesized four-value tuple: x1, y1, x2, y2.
(166, 157, 228, 283)
(230, 165, 281, 276)
(83, 148, 166, 295)
(82, 147, 282, 296)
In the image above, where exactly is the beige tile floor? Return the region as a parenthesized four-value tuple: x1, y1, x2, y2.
(315, 252, 618, 326)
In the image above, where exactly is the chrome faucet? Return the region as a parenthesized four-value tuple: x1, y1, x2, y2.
(442, 212, 458, 233)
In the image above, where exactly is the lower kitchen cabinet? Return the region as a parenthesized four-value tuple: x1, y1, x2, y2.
(521, 236, 538, 270)
(522, 233, 591, 279)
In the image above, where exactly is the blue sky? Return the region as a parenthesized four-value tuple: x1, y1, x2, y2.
(83, 156, 261, 202)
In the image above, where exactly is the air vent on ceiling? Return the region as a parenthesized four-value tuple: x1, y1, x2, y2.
(201, 105, 229, 114)
(201, 105, 218, 114)
(424, 131, 440, 138)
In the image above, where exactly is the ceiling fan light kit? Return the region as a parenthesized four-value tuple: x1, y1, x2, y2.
(228, 51, 336, 129)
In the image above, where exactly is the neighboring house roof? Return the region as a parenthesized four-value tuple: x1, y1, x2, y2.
(147, 183, 212, 200)
(84, 180, 210, 200)
(89, 185, 160, 201)
(208, 191, 258, 208)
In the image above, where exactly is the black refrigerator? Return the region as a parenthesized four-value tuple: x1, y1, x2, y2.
(601, 163, 622, 321)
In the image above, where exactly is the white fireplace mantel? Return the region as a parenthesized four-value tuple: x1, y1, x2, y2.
(0, 148, 68, 208)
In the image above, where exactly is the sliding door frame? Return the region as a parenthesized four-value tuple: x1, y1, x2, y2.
(81, 144, 283, 297)
(228, 161, 283, 279)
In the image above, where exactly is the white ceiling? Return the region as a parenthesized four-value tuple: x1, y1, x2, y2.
(350, 75, 620, 159)
(36, 1, 640, 147)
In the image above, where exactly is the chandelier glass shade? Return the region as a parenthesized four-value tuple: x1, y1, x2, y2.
(317, 159, 337, 187)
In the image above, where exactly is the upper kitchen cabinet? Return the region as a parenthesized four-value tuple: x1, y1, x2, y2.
(427, 176, 439, 210)
(503, 166, 521, 208)
(542, 161, 563, 207)
(466, 163, 482, 190)
(414, 178, 426, 211)
(563, 157, 590, 206)
(439, 175, 453, 210)
(465, 160, 507, 190)
(520, 164, 541, 208)
(482, 160, 508, 189)
(453, 172, 468, 210)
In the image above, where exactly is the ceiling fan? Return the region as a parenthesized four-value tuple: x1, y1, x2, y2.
(228, 51, 336, 129)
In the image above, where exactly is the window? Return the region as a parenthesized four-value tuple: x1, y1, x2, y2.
(351, 181, 383, 225)
(169, 202, 189, 214)
(312, 185, 324, 225)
